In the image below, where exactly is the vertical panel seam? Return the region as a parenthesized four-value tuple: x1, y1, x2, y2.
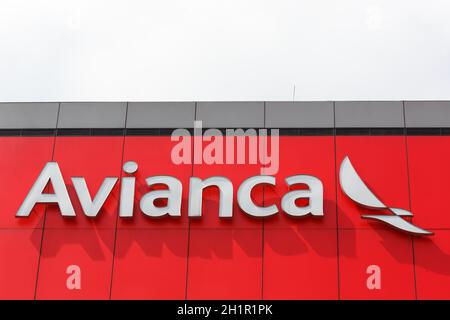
(261, 101, 266, 299)
(33, 102, 61, 299)
(333, 101, 341, 300)
(184, 102, 196, 300)
(403, 101, 418, 300)
(108, 102, 129, 299)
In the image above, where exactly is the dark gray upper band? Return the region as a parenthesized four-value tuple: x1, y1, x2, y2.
(0, 101, 449, 129)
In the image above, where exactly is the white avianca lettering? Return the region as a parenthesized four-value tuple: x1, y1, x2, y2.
(16, 161, 324, 219)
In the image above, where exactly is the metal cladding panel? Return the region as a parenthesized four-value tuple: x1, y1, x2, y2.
(58, 102, 127, 128)
(266, 102, 334, 128)
(335, 101, 404, 128)
(0, 103, 59, 129)
(127, 102, 195, 128)
(405, 101, 450, 127)
(196, 102, 264, 128)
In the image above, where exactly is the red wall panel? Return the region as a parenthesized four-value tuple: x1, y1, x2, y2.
(186, 138, 264, 299)
(45, 137, 124, 229)
(403, 137, 450, 299)
(339, 229, 415, 300)
(262, 137, 338, 299)
(119, 136, 191, 229)
(187, 229, 262, 299)
(407, 136, 450, 229)
(35, 228, 114, 300)
(414, 230, 450, 299)
(264, 136, 336, 229)
(336, 136, 410, 229)
(0, 229, 42, 299)
(1, 134, 450, 300)
(111, 229, 188, 299)
(190, 139, 263, 229)
(263, 229, 338, 299)
(0, 137, 54, 228)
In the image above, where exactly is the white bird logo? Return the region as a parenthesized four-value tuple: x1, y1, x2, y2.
(339, 156, 432, 236)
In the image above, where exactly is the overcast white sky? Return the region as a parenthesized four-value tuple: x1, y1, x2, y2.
(0, 0, 449, 102)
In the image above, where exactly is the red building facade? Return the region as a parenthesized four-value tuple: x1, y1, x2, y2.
(0, 101, 449, 300)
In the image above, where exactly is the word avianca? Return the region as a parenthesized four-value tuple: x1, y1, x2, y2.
(17, 161, 323, 219)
